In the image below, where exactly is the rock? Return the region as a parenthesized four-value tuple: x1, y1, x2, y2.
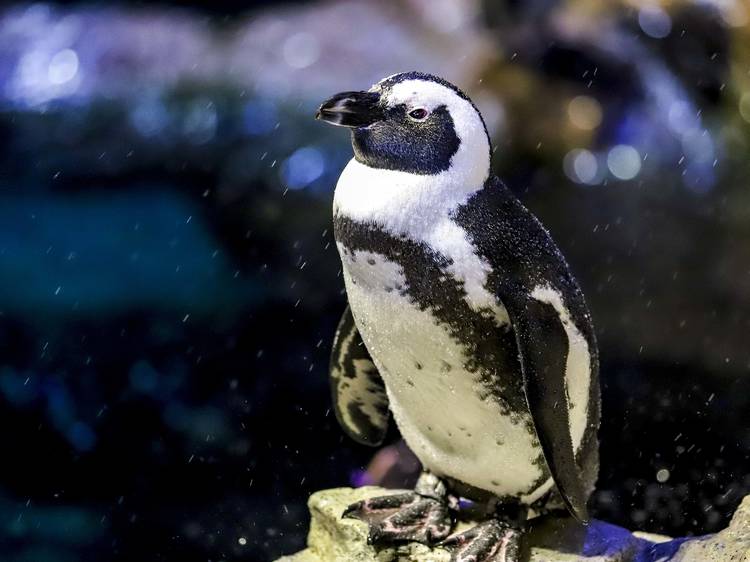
(278, 487, 448, 562)
(659, 495, 750, 562)
(277, 487, 750, 562)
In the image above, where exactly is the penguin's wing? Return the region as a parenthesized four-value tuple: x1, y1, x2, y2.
(329, 305, 390, 446)
(501, 290, 590, 522)
(453, 176, 597, 523)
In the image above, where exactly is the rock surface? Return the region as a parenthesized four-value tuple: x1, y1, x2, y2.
(277, 487, 750, 562)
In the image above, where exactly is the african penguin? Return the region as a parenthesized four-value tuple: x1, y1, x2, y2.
(317, 72, 600, 562)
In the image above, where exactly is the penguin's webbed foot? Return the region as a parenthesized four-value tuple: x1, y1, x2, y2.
(342, 472, 454, 545)
(442, 519, 522, 562)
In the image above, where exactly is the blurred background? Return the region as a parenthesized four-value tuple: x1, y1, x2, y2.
(0, 0, 749, 560)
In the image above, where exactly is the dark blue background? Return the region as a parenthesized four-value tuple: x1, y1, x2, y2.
(0, 1, 748, 560)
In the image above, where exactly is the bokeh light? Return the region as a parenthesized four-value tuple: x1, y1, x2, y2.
(130, 96, 171, 137)
(668, 101, 701, 136)
(638, 6, 672, 39)
(739, 92, 750, 123)
(182, 97, 218, 144)
(607, 144, 641, 180)
(281, 146, 326, 189)
(47, 48, 79, 85)
(563, 148, 602, 185)
(282, 32, 321, 69)
(568, 95, 603, 130)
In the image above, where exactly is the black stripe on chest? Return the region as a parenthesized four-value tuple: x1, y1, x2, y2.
(333, 214, 529, 421)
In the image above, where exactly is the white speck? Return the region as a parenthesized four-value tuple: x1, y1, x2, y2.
(238, 537, 247, 546)
(656, 468, 670, 483)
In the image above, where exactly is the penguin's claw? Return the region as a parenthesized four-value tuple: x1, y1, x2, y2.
(442, 520, 521, 562)
(343, 491, 453, 545)
(342, 492, 416, 517)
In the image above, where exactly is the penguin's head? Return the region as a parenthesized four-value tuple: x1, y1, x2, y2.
(317, 72, 491, 182)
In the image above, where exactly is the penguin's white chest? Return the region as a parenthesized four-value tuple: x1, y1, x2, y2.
(338, 244, 550, 501)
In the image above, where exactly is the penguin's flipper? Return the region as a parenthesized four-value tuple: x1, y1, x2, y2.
(502, 293, 589, 523)
(330, 305, 390, 446)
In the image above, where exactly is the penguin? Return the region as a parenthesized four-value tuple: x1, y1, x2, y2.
(317, 72, 600, 562)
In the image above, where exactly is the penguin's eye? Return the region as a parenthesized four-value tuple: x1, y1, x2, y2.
(407, 108, 429, 121)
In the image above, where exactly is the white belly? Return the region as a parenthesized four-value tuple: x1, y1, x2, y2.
(340, 246, 551, 501)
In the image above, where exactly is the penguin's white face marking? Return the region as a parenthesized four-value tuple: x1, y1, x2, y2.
(377, 78, 491, 182)
(530, 285, 592, 453)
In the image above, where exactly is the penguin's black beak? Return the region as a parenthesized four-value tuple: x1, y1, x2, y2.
(316, 91, 383, 128)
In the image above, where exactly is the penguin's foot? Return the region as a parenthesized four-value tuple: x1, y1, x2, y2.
(343, 491, 453, 544)
(342, 472, 454, 545)
(442, 519, 521, 562)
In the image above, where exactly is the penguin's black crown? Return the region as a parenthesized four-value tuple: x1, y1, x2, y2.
(317, 72, 491, 176)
